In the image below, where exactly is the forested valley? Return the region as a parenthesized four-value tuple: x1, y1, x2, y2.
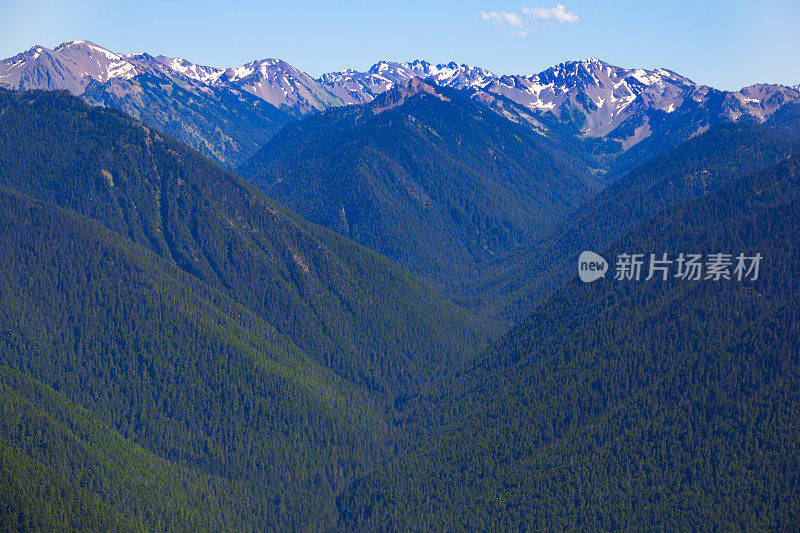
(1, 86, 799, 530)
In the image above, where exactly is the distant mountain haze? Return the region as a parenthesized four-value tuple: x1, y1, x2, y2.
(3, 41, 799, 171)
(1, 37, 800, 530)
(239, 78, 600, 292)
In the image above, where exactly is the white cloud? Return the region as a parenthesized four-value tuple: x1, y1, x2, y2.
(480, 5, 580, 36)
(479, 10, 524, 28)
(523, 5, 580, 24)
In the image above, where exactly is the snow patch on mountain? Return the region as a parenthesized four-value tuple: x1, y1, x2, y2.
(370, 78, 450, 114)
(3, 41, 800, 151)
(158, 57, 224, 84)
(216, 58, 343, 114)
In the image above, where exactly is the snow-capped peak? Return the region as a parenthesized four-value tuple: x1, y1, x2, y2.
(215, 58, 342, 114)
(403, 60, 496, 89)
(54, 40, 124, 60)
(3, 41, 798, 147)
(219, 58, 297, 82)
(0, 40, 138, 94)
(370, 77, 450, 114)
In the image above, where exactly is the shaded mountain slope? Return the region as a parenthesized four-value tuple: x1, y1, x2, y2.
(339, 153, 800, 530)
(1, 365, 263, 531)
(240, 79, 598, 291)
(0, 87, 495, 415)
(464, 122, 800, 320)
(81, 71, 295, 168)
(766, 102, 800, 140)
(0, 188, 386, 529)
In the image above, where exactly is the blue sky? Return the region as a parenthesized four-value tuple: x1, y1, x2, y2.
(1, 0, 798, 90)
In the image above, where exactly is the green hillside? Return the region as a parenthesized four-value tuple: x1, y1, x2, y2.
(2, 84, 799, 531)
(339, 154, 800, 530)
(466, 122, 799, 320)
(1, 363, 252, 532)
(82, 72, 295, 168)
(0, 88, 495, 413)
(240, 79, 597, 292)
(0, 88, 498, 529)
(0, 187, 388, 529)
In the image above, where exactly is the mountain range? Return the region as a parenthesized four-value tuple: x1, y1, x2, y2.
(239, 78, 599, 291)
(0, 86, 502, 527)
(3, 41, 799, 170)
(460, 120, 800, 320)
(6, 39, 800, 310)
(341, 151, 800, 530)
(2, 40, 800, 528)
(2, 84, 799, 530)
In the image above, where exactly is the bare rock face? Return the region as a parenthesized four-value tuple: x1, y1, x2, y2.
(3, 41, 799, 163)
(319, 57, 800, 150)
(0, 41, 137, 94)
(216, 58, 343, 115)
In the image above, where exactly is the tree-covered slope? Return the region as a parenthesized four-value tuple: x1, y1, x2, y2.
(0, 88, 495, 414)
(239, 79, 598, 291)
(466, 122, 799, 321)
(0, 364, 259, 532)
(82, 72, 295, 168)
(766, 102, 800, 141)
(0, 187, 389, 529)
(338, 154, 800, 530)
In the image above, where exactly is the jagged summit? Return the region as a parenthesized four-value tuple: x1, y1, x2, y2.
(370, 77, 450, 113)
(2, 41, 799, 155)
(0, 41, 137, 94)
